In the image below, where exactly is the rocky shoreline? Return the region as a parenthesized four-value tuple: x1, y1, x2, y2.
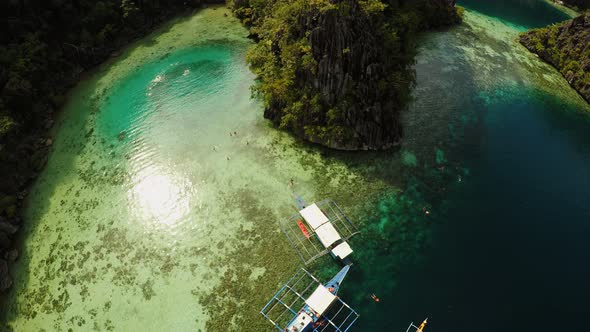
(0, 136, 51, 292)
(0, 0, 225, 295)
(520, 12, 590, 104)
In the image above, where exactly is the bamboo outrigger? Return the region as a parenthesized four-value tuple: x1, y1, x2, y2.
(261, 265, 359, 332)
(279, 194, 360, 265)
(267, 192, 430, 331)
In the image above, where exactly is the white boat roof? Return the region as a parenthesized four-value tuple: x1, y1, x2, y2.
(299, 203, 329, 230)
(331, 242, 353, 259)
(305, 285, 336, 316)
(315, 223, 341, 248)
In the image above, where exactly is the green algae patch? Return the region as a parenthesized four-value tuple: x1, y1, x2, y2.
(401, 150, 419, 168)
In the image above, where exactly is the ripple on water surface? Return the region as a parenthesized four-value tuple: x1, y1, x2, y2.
(98, 45, 243, 233)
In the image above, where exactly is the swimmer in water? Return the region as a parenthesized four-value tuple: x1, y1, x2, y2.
(371, 294, 380, 302)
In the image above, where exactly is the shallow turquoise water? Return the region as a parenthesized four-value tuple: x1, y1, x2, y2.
(3, 2, 590, 332)
(98, 46, 233, 140)
(459, 0, 572, 28)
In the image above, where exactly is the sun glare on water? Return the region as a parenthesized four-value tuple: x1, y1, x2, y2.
(128, 165, 193, 230)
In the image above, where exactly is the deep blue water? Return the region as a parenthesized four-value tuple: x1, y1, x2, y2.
(397, 91, 590, 331)
(346, 1, 590, 331)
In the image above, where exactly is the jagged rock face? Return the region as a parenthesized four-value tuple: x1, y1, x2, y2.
(520, 13, 590, 104)
(247, 0, 460, 150)
(260, 1, 398, 150)
(303, 0, 459, 150)
(264, 1, 410, 150)
(296, 2, 402, 150)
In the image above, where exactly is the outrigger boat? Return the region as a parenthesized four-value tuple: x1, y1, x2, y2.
(279, 194, 360, 265)
(261, 265, 359, 332)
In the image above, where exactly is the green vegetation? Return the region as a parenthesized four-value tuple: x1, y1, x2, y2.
(230, 0, 462, 150)
(520, 13, 590, 103)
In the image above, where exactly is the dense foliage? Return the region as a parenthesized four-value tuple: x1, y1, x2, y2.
(520, 13, 590, 104)
(230, 0, 462, 149)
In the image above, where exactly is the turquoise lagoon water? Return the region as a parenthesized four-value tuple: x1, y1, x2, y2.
(459, 0, 573, 29)
(2, 2, 590, 332)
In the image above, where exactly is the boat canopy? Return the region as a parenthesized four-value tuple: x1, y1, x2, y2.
(315, 223, 340, 247)
(279, 199, 360, 265)
(261, 267, 359, 332)
(305, 285, 336, 315)
(331, 242, 353, 260)
(300, 204, 329, 229)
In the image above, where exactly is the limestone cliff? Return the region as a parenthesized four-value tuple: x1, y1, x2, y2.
(520, 13, 590, 104)
(232, 0, 461, 150)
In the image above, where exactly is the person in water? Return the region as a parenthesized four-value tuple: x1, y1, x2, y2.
(371, 294, 380, 302)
